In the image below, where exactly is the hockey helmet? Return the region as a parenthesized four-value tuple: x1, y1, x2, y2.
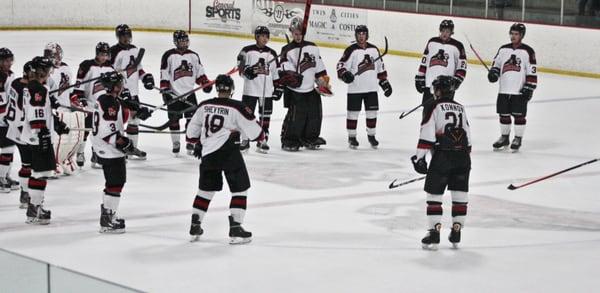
(116, 24, 132, 37)
(23, 60, 33, 74)
(510, 23, 526, 37)
(173, 30, 189, 47)
(0, 47, 13, 60)
(30, 56, 54, 74)
(289, 17, 303, 33)
(355, 25, 369, 39)
(254, 26, 270, 39)
(439, 19, 454, 32)
(432, 75, 455, 98)
(100, 71, 124, 91)
(96, 42, 110, 56)
(44, 42, 64, 65)
(215, 74, 234, 93)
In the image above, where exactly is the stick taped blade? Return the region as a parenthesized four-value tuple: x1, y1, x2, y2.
(507, 184, 517, 190)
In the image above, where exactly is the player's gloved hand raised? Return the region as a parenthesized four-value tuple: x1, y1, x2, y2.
(54, 117, 70, 135)
(379, 79, 393, 97)
(488, 67, 500, 83)
(279, 70, 303, 89)
(415, 75, 425, 93)
(243, 66, 258, 80)
(193, 143, 203, 159)
(142, 73, 155, 90)
(340, 70, 355, 84)
(116, 135, 134, 154)
(521, 84, 534, 101)
(135, 107, 153, 121)
(411, 155, 428, 174)
(272, 86, 284, 101)
(37, 128, 52, 153)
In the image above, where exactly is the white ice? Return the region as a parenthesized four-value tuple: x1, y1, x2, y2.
(1, 30, 599, 293)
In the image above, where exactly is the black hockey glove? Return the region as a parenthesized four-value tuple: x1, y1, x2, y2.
(116, 135, 134, 154)
(488, 67, 500, 83)
(53, 115, 70, 135)
(272, 86, 284, 101)
(243, 66, 258, 80)
(341, 70, 355, 84)
(135, 107, 153, 121)
(162, 93, 173, 105)
(379, 79, 393, 97)
(49, 96, 60, 110)
(411, 155, 428, 175)
(142, 73, 155, 90)
(202, 84, 213, 94)
(452, 76, 463, 90)
(521, 84, 534, 101)
(120, 90, 141, 112)
(279, 70, 303, 89)
(38, 128, 52, 153)
(193, 143, 203, 159)
(415, 75, 425, 93)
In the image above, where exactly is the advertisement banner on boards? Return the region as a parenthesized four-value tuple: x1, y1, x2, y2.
(194, 0, 253, 33)
(251, 0, 305, 37)
(308, 5, 367, 44)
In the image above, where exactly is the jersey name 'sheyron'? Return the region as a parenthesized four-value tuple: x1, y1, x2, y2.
(204, 106, 229, 115)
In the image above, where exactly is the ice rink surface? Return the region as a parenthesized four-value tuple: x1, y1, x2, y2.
(0, 31, 599, 292)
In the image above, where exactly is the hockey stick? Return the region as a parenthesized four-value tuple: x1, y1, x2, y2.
(50, 48, 145, 94)
(69, 127, 92, 131)
(388, 176, 426, 189)
(139, 120, 172, 131)
(294, 0, 313, 74)
(138, 129, 185, 134)
(373, 36, 389, 63)
(399, 97, 434, 120)
(58, 105, 92, 114)
(507, 158, 600, 190)
(463, 34, 490, 72)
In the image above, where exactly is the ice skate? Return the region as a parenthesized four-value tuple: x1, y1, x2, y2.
(348, 136, 359, 149)
(189, 214, 203, 242)
(421, 224, 441, 251)
(99, 205, 125, 234)
(282, 141, 300, 152)
(256, 141, 270, 154)
(172, 141, 181, 157)
(0, 178, 11, 193)
(76, 152, 85, 167)
(228, 216, 252, 245)
(367, 135, 379, 149)
(239, 139, 250, 153)
(26, 204, 51, 225)
(6, 176, 20, 190)
(510, 136, 522, 152)
(303, 137, 326, 150)
(185, 143, 195, 156)
(448, 222, 462, 249)
(19, 190, 30, 209)
(127, 148, 147, 160)
(493, 135, 510, 151)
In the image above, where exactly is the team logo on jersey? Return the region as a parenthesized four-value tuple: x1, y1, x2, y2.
(126, 55, 137, 78)
(173, 60, 194, 81)
(356, 54, 375, 75)
(58, 72, 70, 95)
(298, 52, 316, 74)
(253, 58, 269, 75)
(502, 54, 522, 74)
(34, 92, 43, 102)
(429, 49, 449, 68)
(107, 106, 117, 117)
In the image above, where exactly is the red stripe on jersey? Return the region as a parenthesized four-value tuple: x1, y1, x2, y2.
(30, 121, 46, 129)
(418, 65, 427, 74)
(417, 143, 433, 149)
(122, 107, 129, 123)
(526, 76, 537, 83)
(0, 105, 6, 113)
(105, 186, 123, 193)
(160, 80, 170, 89)
(377, 71, 388, 80)
(186, 137, 199, 144)
(455, 69, 466, 78)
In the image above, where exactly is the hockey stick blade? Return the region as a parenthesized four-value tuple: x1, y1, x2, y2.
(507, 158, 599, 191)
(373, 37, 389, 62)
(507, 184, 518, 190)
(388, 176, 426, 189)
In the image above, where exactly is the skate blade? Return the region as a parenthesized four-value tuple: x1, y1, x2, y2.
(421, 243, 439, 251)
(19, 203, 28, 209)
(128, 156, 147, 161)
(26, 218, 50, 225)
(255, 148, 268, 154)
(99, 227, 125, 234)
(349, 145, 358, 150)
(91, 164, 103, 169)
(493, 146, 508, 152)
(10, 185, 20, 191)
(451, 243, 459, 249)
(229, 237, 252, 245)
(510, 148, 520, 153)
(0, 189, 10, 194)
(190, 235, 202, 242)
(370, 145, 378, 150)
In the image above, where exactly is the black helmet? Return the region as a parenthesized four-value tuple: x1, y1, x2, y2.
(432, 75, 455, 98)
(215, 74, 234, 93)
(100, 71, 124, 91)
(96, 42, 110, 55)
(254, 26, 270, 38)
(30, 56, 54, 73)
(0, 47, 13, 60)
(23, 61, 33, 74)
(173, 30, 189, 46)
(116, 24, 132, 37)
(510, 23, 526, 37)
(355, 25, 369, 38)
(439, 19, 454, 32)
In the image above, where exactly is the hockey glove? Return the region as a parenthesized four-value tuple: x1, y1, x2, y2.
(116, 135, 134, 154)
(272, 86, 284, 101)
(135, 107, 153, 121)
(279, 70, 303, 88)
(379, 79, 393, 97)
(38, 128, 52, 153)
(341, 70, 355, 84)
(193, 143, 203, 159)
(73, 90, 87, 107)
(53, 115, 70, 135)
(202, 84, 213, 94)
(49, 96, 60, 110)
(142, 73, 155, 90)
(162, 93, 173, 105)
(452, 76, 463, 90)
(415, 75, 426, 93)
(488, 67, 500, 83)
(411, 155, 428, 175)
(521, 84, 534, 101)
(243, 66, 258, 80)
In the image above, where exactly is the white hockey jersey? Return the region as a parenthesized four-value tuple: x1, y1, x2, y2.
(416, 98, 472, 159)
(74, 59, 114, 108)
(491, 43, 537, 95)
(47, 62, 74, 107)
(110, 44, 148, 97)
(21, 80, 54, 146)
(6, 77, 28, 144)
(0, 70, 15, 127)
(237, 44, 280, 98)
(91, 94, 129, 159)
(417, 37, 467, 88)
(160, 48, 208, 97)
(337, 43, 387, 94)
(279, 41, 327, 93)
(186, 98, 262, 157)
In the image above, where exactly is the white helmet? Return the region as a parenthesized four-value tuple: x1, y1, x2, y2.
(44, 42, 63, 66)
(289, 17, 303, 33)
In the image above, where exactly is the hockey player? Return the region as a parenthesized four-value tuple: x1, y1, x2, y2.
(279, 18, 331, 151)
(0, 47, 16, 192)
(91, 72, 141, 233)
(160, 30, 212, 156)
(21, 56, 57, 224)
(411, 75, 471, 250)
(236, 26, 282, 153)
(6, 61, 33, 207)
(186, 74, 264, 244)
(110, 24, 154, 159)
(44, 42, 85, 175)
(415, 20, 467, 113)
(73, 42, 115, 168)
(488, 23, 537, 152)
(337, 25, 392, 149)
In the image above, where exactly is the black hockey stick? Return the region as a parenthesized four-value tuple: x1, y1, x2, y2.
(463, 34, 490, 72)
(373, 36, 389, 63)
(388, 176, 426, 189)
(139, 120, 172, 131)
(50, 48, 145, 94)
(399, 97, 434, 120)
(507, 158, 600, 190)
(138, 129, 185, 134)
